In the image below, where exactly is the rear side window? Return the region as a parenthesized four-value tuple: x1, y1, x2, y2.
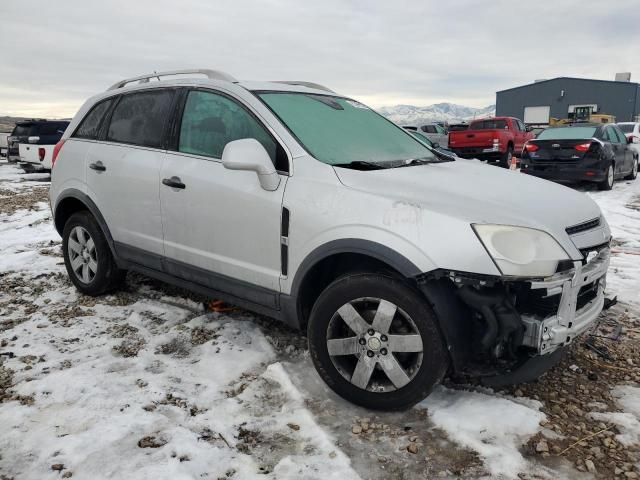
(613, 127, 627, 144)
(107, 90, 174, 148)
(178, 90, 286, 170)
(604, 128, 619, 143)
(74, 99, 114, 139)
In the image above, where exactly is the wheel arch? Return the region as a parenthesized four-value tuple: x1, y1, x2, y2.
(54, 189, 117, 257)
(287, 239, 422, 331)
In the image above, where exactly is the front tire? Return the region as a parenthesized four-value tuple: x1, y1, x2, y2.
(308, 273, 448, 410)
(62, 211, 125, 296)
(598, 163, 614, 190)
(625, 157, 638, 180)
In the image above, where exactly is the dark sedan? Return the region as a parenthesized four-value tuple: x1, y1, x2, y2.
(520, 124, 638, 190)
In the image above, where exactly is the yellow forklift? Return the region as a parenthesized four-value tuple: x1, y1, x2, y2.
(550, 106, 616, 125)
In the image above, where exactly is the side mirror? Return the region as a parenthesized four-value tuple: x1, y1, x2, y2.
(28, 136, 40, 144)
(222, 138, 280, 191)
(526, 126, 532, 132)
(432, 142, 440, 148)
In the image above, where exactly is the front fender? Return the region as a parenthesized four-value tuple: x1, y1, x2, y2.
(283, 226, 437, 296)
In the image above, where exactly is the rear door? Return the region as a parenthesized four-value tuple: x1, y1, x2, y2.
(159, 88, 288, 299)
(604, 127, 626, 176)
(85, 89, 175, 267)
(612, 125, 633, 174)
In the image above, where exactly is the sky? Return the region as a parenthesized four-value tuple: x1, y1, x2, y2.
(1, 0, 639, 118)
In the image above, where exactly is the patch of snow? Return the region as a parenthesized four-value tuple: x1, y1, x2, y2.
(420, 386, 545, 478)
(0, 201, 61, 274)
(587, 178, 640, 307)
(590, 385, 640, 447)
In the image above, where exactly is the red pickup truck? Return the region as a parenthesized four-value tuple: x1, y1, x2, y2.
(448, 117, 534, 167)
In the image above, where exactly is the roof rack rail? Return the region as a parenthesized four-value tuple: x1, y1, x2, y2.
(273, 81, 334, 93)
(107, 69, 237, 91)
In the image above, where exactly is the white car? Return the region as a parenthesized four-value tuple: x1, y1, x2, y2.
(49, 69, 611, 410)
(405, 123, 449, 147)
(618, 122, 640, 154)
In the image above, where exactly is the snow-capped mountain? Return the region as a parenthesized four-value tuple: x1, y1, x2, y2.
(378, 102, 496, 126)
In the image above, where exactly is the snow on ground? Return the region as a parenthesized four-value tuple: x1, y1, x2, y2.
(420, 387, 545, 478)
(1, 161, 640, 480)
(586, 179, 640, 307)
(591, 386, 640, 447)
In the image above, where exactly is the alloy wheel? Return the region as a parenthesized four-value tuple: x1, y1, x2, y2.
(67, 226, 98, 284)
(326, 297, 423, 392)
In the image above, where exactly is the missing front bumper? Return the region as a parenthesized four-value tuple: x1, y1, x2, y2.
(517, 246, 610, 355)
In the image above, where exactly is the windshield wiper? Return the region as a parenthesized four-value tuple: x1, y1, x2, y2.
(397, 157, 454, 167)
(333, 161, 389, 170)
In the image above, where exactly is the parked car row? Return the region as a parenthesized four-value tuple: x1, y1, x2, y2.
(6, 119, 69, 172)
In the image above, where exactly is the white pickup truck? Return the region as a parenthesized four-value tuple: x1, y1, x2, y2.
(19, 143, 58, 170)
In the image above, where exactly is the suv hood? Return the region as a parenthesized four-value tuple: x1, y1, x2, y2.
(333, 160, 604, 248)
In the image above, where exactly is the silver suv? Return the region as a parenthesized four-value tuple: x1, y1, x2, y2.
(50, 69, 611, 410)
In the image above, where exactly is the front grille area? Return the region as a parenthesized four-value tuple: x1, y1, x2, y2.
(566, 217, 601, 235)
(515, 288, 560, 317)
(576, 281, 598, 310)
(514, 278, 599, 318)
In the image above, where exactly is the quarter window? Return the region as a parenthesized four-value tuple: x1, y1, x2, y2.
(178, 90, 285, 170)
(106, 90, 174, 148)
(604, 128, 619, 143)
(613, 127, 627, 144)
(74, 99, 114, 140)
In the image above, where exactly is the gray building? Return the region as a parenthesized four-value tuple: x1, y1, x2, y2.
(496, 77, 640, 125)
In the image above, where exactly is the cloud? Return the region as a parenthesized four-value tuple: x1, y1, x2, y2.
(0, 0, 638, 117)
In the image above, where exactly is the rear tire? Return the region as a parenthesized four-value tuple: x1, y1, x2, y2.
(500, 145, 513, 168)
(62, 211, 126, 296)
(598, 163, 614, 190)
(625, 157, 638, 180)
(308, 273, 448, 410)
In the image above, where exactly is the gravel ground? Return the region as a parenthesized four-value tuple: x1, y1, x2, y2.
(1, 160, 639, 480)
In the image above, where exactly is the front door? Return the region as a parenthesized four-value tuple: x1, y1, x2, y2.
(159, 89, 287, 304)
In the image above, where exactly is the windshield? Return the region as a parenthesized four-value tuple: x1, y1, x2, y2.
(258, 92, 437, 165)
(537, 126, 597, 140)
(470, 119, 506, 130)
(618, 124, 634, 133)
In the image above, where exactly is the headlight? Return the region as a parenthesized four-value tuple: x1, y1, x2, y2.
(472, 224, 570, 277)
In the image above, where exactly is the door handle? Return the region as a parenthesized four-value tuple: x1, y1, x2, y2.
(162, 176, 186, 190)
(89, 161, 106, 172)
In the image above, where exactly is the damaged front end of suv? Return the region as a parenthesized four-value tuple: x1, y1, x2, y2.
(416, 219, 611, 386)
